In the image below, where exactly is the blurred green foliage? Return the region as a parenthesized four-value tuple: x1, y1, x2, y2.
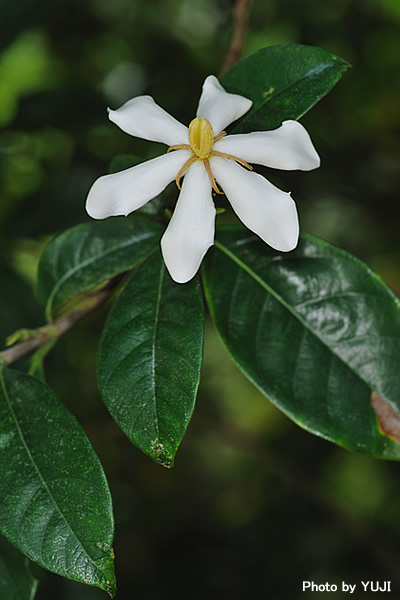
(1, 0, 400, 598)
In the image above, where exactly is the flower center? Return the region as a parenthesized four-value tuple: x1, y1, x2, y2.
(167, 119, 253, 194)
(188, 117, 214, 159)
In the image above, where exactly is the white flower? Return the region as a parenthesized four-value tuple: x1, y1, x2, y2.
(86, 76, 320, 283)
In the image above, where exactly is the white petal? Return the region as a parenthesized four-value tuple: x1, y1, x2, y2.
(108, 96, 189, 146)
(161, 161, 215, 283)
(211, 156, 299, 252)
(196, 75, 252, 135)
(214, 120, 320, 171)
(86, 150, 190, 219)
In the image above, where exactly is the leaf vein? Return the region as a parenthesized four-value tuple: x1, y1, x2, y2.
(46, 231, 157, 314)
(214, 240, 383, 395)
(0, 373, 107, 581)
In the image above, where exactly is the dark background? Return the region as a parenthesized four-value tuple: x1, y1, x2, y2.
(1, 0, 400, 598)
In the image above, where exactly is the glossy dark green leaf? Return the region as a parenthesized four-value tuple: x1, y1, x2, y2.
(203, 227, 400, 459)
(98, 249, 204, 467)
(37, 216, 162, 318)
(221, 44, 350, 132)
(0, 534, 38, 600)
(0, 367, 116, 596)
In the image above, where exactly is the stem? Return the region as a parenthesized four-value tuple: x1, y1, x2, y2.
(0, 285, 113, 366)
(220, 0, 254, 75)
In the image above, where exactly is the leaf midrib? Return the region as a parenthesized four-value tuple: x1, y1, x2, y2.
(231, 59, 347, 130)
(149, 262, 165, 442)
(214, 239, 374, 394)
(45, 231, 158, 316)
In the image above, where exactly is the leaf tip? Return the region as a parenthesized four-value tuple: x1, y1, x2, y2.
(98, 563, 116, 598)
(150, 439, 175, 468)
(371, 391, 400, 444)
(105, 579, 117, 598)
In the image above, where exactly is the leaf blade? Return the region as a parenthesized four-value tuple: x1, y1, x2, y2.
(98, 249, 204, 467)
(37, 217, 163, 318)
(0, 534, 38, 600)
(0, 368, 116, 596)
(203, 227, 400, 459)
(221, 43, 350, 132)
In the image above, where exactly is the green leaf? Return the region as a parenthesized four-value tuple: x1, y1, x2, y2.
(0, 534, 38, 600)
(0, 367, 116, 596)
(203, 227, 400, 459)
(221, 43, 350, 132)
(37, 216, 163, 318)
(98, 249, 204, 467)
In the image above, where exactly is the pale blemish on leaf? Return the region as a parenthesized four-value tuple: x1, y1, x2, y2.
(151, 439, 173, 468)
(0, 431, 15, 449)
(371, 391, 400, 444)
(263, 86, 275, 100)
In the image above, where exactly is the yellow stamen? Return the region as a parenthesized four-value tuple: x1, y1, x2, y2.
(213, 131, 227, 143)
(203, 158, 223, 194)
(166, 119, 252, 194)
(211, 151, 253, 171)
(167, 143, 191, 152)
(188, 117, 214, 159)
(175, 155, 197, 189)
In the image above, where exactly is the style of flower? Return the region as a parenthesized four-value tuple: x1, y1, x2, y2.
(86, 76, 320, 283)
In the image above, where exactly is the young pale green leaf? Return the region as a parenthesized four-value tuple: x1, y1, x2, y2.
(37, 216, 162, 318)
(0, 367, 116, 596)
(203, 227, 400, 460)
(221, 43, 350, 132)
(98, 249, 204, 467)
(0, 534, 38, 600)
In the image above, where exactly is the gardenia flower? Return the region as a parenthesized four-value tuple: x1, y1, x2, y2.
(86, 76, 320, 283)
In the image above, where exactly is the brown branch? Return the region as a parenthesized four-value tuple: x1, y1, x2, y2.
(220, 0, 254, 76)
(0, 286, 113, 366)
